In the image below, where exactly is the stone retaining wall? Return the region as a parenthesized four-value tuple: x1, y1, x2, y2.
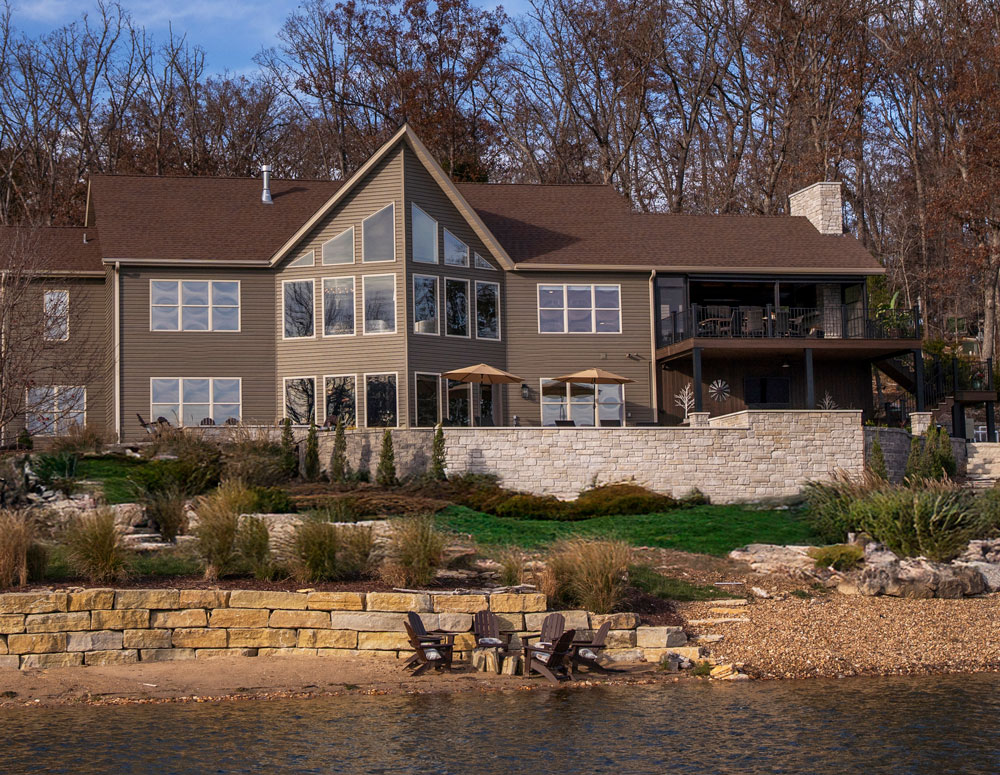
(0, 589, 694, 671)
(865, 426, 970, 483)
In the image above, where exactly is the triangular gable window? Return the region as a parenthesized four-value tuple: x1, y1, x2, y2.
(288, 250, 314, 268)
(323, 227, 354, 265)
(474, 252, 496, 271)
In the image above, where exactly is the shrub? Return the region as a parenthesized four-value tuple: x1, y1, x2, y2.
(16, 429, 32, 450)
(144, 485, 188, 542)
(678, 488, 709, 508)
(867, 433, 889, 480)
(303, 423, 321, 481)
(0, 510, 34, 588)
(976, 484, 1000, 531)
(933, 426, 957, 479)
(571, 483, 677, 517)
(541, 538, 632, 613)
(130, 458, 219, 498)
(330, 417, 349, 483)
(236, 515, 274, 580)
(26, 542, 48, 583)
(195, 480, 256, 580)
(430, 424, 446, 481)
(291, 520, 340, 582)
(338, 524, 377, 578)
(803, 471, 883, 543)
(309, 497, 360, 523)
(221, 443, 288, 487)
(280, 419, 298, 477)
(32, 452, 79, 495)
(49, 424, 106, 454)
(248, 486, 296, 514)
(807, 544, 864, 571)
(64, 508, 129, 584)
(380, 515, 445, 587)
(376, 429, 397, 487)
(904, 434, 924, 480)
(494, 493, 568, 520)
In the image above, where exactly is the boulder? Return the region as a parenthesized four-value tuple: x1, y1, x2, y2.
(728, 544, 816, 576)
(112, 503, 146, 528)
(962, 562, 1000, 592)
(858, 558, 986, 599)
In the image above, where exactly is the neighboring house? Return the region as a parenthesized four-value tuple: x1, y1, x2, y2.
(4, 126, 930, 443)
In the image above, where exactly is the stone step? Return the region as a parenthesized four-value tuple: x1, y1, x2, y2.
(691, 633, 724, 643)
(687, 617, 750, 625)
(705, 598, 748, 606)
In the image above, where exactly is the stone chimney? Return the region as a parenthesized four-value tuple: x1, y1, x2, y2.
(788, 181, 843, 235)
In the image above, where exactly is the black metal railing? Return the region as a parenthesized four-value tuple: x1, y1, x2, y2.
(658, 304, 920, 347)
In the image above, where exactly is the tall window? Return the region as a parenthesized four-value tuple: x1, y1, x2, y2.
(412, 205, 437, 264)
(446, 379, 471, 426)
(322, 227, 354, 265)
(283, 280, 314, 338)
(323, 278, 355, 336)
(415, 373, 440, 427)
(537, 284, 621, 334)
(443, 229, 468, 267)
(597, 384, 625, 425)
(362, 203, 395, 262)
(284, 377, 316, 424)
(413, 275, 438, 334)
(475, 281, 500, 340)
(151, 378, 240, 427)
(151, 280, 240, 331)
(445, 278, 469, 337)
(325, 375, 356, 426)
(363, 275, 396, 334)
(43, 290, 69, 341)
(365, 374, 398, 427)
(26, 386, 84, 435)
(479, 384, 497, 426)
(540, 380, 623, 426)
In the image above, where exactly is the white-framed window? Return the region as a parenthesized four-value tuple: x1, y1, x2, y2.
(540, 380, 624, 426)
(324, 374, 356, 427)
(150, 280, 240, 332)
(475, 281, 500, 340)
(150, 378, 241, 427)
(414, 372, 441, 427)
(288, 250, 315, 268)
(283, 376, 316, 425)
(446, 379, 472, 426)
(323, 277, 355, 337)
(412, 204, 438, 264)
(365, 373, 398, 427)
(443, 228, 469, 267)
(537, 284, 621, 334)
(445, 278, 470, 338)
(25, 385, 84, 436)
(283, 279, 315, 339)
(362, 203, 395, 263)
(43, 289, 69, 341)
(474, 253, 496, 271)
(362, 274, 396, 334)
(413, 274, 439, 335)
(322, 227, 354, 265)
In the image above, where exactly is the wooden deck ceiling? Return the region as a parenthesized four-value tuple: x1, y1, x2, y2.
(655, 337, 920, 363)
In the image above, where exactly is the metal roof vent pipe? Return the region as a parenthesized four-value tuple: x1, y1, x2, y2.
(261, 164, 273, 204)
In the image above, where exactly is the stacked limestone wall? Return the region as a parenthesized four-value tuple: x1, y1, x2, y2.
(865, 426, 970, 483)
(0, 589, 694, 671)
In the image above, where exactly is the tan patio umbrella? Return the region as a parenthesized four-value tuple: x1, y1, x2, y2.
(440, 363, 524, 384)
(552, 367, 635, 384)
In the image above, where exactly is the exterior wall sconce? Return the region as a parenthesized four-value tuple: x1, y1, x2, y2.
(520, 383, 531, 400)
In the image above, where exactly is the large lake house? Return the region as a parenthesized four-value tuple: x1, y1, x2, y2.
(7, 126, 944, 444)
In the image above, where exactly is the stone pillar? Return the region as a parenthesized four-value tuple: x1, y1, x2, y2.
(688, 412, 710, 428)
(910, 411, 933, 436)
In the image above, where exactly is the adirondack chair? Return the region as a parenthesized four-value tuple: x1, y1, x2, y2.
(521, 612, 565, 651)
(523, 629, 576, 685)
(570, 621, 618, 673)
(473, 610, 513, 650)
(403, 620, 454, 676)
(402, 611, 454, 669)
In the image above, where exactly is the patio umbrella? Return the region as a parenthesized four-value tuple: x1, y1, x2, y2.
(552, 368, 635, 384)
(440, 363, 524, 384)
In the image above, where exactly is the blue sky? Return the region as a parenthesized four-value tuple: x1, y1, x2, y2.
(9, 0, 525, 75)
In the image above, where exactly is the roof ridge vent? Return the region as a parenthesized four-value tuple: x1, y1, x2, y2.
(261, 164, 273, 205)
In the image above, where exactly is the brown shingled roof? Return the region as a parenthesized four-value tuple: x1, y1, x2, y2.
(0, 226, 102, 273)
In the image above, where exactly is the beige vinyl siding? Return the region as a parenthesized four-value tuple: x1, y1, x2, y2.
(104, 264, 116, 436)
(118, 267, 276, 441)
(505, 270, 654, 425)
(402, 145, 507, 425)
(275, 143, 406, 427)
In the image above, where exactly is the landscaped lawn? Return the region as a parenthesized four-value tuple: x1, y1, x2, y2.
(75, 455, 148, 504)
(436, 503, 820, 555)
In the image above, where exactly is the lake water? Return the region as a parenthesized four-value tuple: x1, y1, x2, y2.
(4, 674, 1000, 774)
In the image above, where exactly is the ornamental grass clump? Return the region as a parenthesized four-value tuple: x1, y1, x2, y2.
(65, 508, 129, 584)
(290, 520, 376, 582)
(195, 479, 256, 580)
(144, 485, 187, 542)
(380, 515, 445, 587)
(541, 538, 632, 614)
(236, 515, 274, 580)
(803, 470, 884, 543)
(0, 510, 34, 588)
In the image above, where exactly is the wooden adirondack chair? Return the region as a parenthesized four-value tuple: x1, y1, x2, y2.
(570, 621, 618, 673)
(403, 620, 454, 676)
(473, 610, 513, 650)
(402, 611, 453, 669)
(521, 612, 565, 651)
(523, 629, 576, 685)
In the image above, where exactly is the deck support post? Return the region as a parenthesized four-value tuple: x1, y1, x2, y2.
(988, 402, 996, 443)
(952, 401, 965, 440)
(913, 349, 925, 412)
(805, 348, 815, 409)
(692, 347, 703, 413)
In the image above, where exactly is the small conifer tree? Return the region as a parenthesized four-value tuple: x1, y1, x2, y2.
(933, 424, 957, 479)
(904, 433, 923, 480)
(330, 416, 349, 482)
(376, 428, 397, 487)
(868, 432, 889, 480)
(280, 418, 298, 478)
(430, 423, 447, 481)
(304, 423, 320, 481)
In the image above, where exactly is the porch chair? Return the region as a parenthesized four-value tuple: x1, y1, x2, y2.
(570, 621, 620, 674)
(403, 620, 455, 676)
(523, 629, 577, 685)
(473, 610, 514, 651)
(741, 306, 765, 337)
(521, 612, 565, 652)
(401, 611, 454, 669)
(554, 419, 576, 427)
(136, 413, 156, 434)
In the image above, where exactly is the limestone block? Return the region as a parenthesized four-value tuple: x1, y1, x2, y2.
(115, 590, 181, 610)
(451, 633, 476, 651)
(67, 589, 115, 611)
(66, 630, 123, 652)
(21, 652, 83, 669)
(171, 628, 228, 648)
(209, 608, 269, 628)
(7, 632, 68, 654)
(297, 629, 357, 649)
(123, 629, 171, 649)
(85, 649, 139, 666)
(357, 631, 411, 650)
(227, 628, 297, 649)
(150, 609, 207, 628)
(437, 613, 473, 632)
(179, 590, 230, 609)
(0, 614, 25, 634)
(305, 592, 365, 611)
(25, 612, 91, 633)
(329, 612, 417, 632)
(636, 626, 687, 649)
(0, 636, 5, 655)
(229, 591, 308, 610)
(258, 648, 317, 658)
(489, 593, 547, 613)
(525, 610, 589, 631)
(0, 592, 68, 615)
(268, 610, 331, 629)
(195, 648, 257, 659)
(606, 630, 637, 649)
(589, 612, 639, 630)
(601, 648, 644, 664)
(0, 655, 19, 669)
(493, 613, 524, 631)
(432, 595, 487, 614)
(92, 609, 149, 630)
(140, 648, 196, 662)
(366, 592, 432, 613)
(644, 646, 702, 662)
(316, 648, 359, 658)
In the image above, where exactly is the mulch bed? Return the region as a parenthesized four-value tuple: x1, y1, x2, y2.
(6, 576, 481, 594)
(620, 587, 685, 627)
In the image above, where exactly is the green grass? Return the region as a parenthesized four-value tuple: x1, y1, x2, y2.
(75, 455, 148, 504)
(42, 544, 203, 582)
(628, 564, 737, 601)
(435, 503, 819, 555)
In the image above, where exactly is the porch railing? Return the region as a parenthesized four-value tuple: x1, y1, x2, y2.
(659, 304, 920, 347)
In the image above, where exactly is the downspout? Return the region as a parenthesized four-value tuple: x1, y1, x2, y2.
(649, 270, 658, 422)
(113, 262, 121, 442)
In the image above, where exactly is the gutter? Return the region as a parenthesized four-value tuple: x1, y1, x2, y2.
(649, 270, 658, 422)
(102, 258, 270, 268)
(510, 263, 886, 275)
(113, 261, 121, 442)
